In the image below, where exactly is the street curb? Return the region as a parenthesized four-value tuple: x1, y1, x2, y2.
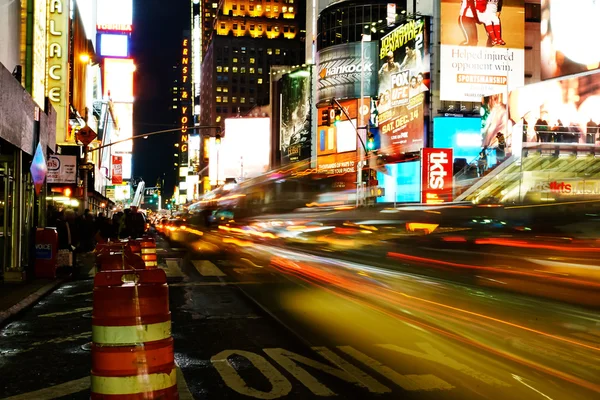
(0, 278, 66, 328)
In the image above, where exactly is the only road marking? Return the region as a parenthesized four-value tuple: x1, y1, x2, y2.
(192, 260, 226, 276)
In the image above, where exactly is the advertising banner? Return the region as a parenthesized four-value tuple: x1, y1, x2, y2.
(481, 92, 515, 168)
(46, 155, 77, 184)
(541, 0, 600, 80)
(440, 0, 524, 101)
(433, 117, 482, 163)
(47, 0, 71, 143)
(421, 148, 453, 204)
(316, 42, 378, 104)
(32, 0, 47, 110)
(377, 18, 430, 157)
(112, 156, 123, 184)
(281, 67, 313, 165)
(376, 161, 421, 203)
(509, 70, 600, 145)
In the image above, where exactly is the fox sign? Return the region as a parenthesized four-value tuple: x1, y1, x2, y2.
(421, 148, 453, 204)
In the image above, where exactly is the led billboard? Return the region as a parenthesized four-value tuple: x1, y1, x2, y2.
(440, 0, 524, 101)
(103, 58, 135, 102)
(209, 118, 271, 185)
(377, 18, 430, 156)
(99, 34, 129, 58)
(509, 70, 600, 145)
(541, 0, 600, 80)
(433, 117, 482, 163)
(316, 42, 379, 104)
(96, 0, 133, 31)
(376, 161, 420, 204)
(421, 148, 453, 204)
(280, 67, 313, 165)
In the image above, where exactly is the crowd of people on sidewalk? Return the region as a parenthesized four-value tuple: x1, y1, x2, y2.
(47, 206, 146, 267)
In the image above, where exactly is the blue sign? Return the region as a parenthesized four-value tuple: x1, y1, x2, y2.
(376, 161, 420, 203)
(433, 117, 482, 163)
(35, 243, 52, 260)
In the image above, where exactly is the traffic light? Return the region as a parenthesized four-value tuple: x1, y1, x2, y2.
(367, 132, 375, 150)
(333, 109, 342, 125)
(153, 193, 158, 198)
(321, 108, 330, 126)
(215, 133, 221, 145)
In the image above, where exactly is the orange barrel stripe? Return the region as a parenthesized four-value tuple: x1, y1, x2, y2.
(91, 337, 174, 376)
(140, 237, 158, 268)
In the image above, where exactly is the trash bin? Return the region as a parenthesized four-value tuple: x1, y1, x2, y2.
(35, 227, 58, 278)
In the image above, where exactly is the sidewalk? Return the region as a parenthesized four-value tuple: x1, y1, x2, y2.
(0, 252, 95, 327)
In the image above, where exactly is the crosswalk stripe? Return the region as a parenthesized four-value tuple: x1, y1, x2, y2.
(192, 260, 226, 277)
(164, 259, 185, 278)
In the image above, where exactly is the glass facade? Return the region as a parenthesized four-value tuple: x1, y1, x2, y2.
(317, 1, 407, 51)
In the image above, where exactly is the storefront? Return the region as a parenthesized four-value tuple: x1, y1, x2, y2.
(0, 65, 56, 282)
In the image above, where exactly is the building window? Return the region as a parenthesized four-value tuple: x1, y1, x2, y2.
(274, 26, 280, 32)
(216, 66, 222, 72)
(274, 6, 278, 12)
(290, 27, 295, 33)
(267, 25, 272, 31)
(233, 23, 238, 29)
(284, 26, 289, 32)
(289, 6, 293, 12)
(232, 4, 237, 10)
(257, 5, 262, 11)
(232, 66, 238, 73)
(258, 68, 263, 74)
(212, 2, 218, 7)
(172, 105, 177, 109)
(216, 87, 222, 92)
(250, 57, 255, 64)
(266, 6, 270, 11)
(267, 48, 272, 55)
(241, 97, 246, 103)
(240, 5, 245, 11)
(241, 25, 246, 30)
(220, 23, 225, 29)
(223, 66, 229, 72)
(258, 25, 263, 31)
(249, 67, 255, 73)
(249, 98, 255, 103)
(216, 96, 222, 103)
(233, 57, 238, 63)
(282, 6, 287, 12)
(249, 5, 254, 11)
(232, 97, 237, 103)
(258, 78, 263, 84)
(205, 12, 211, 17)
(250, 24, 255, 31)
(223, 87, 229, 93)
(275, 48, 281, 55)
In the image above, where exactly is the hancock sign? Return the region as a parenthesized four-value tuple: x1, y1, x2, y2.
(421, 148, 453, 204)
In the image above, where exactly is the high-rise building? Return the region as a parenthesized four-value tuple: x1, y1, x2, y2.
(196, 0, 306, 129)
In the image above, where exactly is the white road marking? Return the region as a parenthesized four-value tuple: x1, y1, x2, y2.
(0, 377, 88, 400)
(176, 366, 194, 400)
(211, 349, 292, 399)
(338, 346, 454, 392)
(163, 259, 184, 278)
(512, 374, 554, 400)
(378, 343, 511, 387)
(192, 260, 226, 276)
(38, 307, 92, 318)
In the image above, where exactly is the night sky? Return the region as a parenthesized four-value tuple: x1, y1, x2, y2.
(131, 0, 190, 202)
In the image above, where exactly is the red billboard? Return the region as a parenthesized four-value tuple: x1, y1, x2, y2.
(112, 156, 123, 184)
(421, 148, 453, 204)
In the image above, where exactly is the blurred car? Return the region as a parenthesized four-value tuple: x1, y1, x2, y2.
(165, 219, 187, 243)
(156, 218, 169, 234)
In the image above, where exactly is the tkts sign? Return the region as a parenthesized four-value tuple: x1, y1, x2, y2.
(421, 148, 453, 204)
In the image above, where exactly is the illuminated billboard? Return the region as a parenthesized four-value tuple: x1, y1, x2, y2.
(509, 70, 600, 145)
(376, 161, 420, 203)
(541, 0, 600, 80)
(440, 0, 524, 101)
(47, 0, 71, 143)
(280, 67, 313, 165)
(377, 18, 430, 156)
(99, 34, 129, 58)
(103, 58, 135, 102)
(421, 148, 453, 204)
(433, 117, 482, 163)
(96, 0, 133, 32)
(111, 102, 133, 180)
(316, 42, 378, 104)
(209, 118, 271, 185)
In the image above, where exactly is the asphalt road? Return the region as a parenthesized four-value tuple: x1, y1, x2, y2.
(1, 231, 599, 399)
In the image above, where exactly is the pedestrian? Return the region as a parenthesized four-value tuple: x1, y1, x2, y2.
(130, 207, 146, 239)
(477, 148, 488, 177)
(586, 118, 597, 144)
(535, 116, 549, 142)
(78, 208, 96, 252)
